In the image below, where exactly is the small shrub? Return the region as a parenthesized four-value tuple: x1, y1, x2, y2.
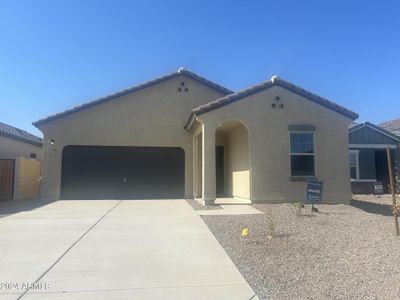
(265, 213, 276, 239)
(291, 201, 304, 216)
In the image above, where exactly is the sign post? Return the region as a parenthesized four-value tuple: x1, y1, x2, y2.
(386, 147, 399, 236)
(306, 180, 323, 212)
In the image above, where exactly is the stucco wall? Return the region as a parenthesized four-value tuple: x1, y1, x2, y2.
(226, 124, 250, 200)
(198, 85, 353, 204)
(0, 136, 42, 160)
(0, 136, 42, 200)
(36, 75, 225, 200)
(214, 124, 250, 199)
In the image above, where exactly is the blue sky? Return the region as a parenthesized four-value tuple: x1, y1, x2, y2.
(1, 0, 399, 137)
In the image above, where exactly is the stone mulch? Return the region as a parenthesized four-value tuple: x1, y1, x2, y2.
(201, 201, 400, 299)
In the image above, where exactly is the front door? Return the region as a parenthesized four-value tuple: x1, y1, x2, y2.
(375, 150, 390, 193)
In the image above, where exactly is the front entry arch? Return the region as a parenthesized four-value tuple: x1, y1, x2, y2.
(215, 120, 250, 200)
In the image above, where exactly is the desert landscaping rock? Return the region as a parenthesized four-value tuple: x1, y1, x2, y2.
(202, 201, 400, 299)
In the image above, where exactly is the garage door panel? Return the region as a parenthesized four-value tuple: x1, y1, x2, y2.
(61, 146, 184, 200)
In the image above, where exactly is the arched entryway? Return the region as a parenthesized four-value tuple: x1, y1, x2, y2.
(215, 120, 250, 200)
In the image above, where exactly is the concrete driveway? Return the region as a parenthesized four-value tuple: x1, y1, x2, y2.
(0, 200, 257, 300)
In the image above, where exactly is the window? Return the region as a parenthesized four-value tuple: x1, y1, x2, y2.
(30, 153, 37, 159)
(290, 132, 315, 176)
(349, 150, 359, 180)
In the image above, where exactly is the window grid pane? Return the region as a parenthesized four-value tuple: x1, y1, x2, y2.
(349, 153, 357, 167)
(350, 167, 357, 179)
(290, 131, 315, 176)
(290, 155, 315, 176)
(290, 133, 314, 154)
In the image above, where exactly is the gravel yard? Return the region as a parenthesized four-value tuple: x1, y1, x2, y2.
(201, 200, 400, 300)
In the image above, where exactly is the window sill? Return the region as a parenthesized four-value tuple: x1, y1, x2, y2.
(350, 179, 377, 183)
(289, 176, 317, 182)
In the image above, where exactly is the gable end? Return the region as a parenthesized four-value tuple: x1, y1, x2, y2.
(349, 122, 400, 145)
(185, 76, 358, 129)
(33, 69, 232, 127)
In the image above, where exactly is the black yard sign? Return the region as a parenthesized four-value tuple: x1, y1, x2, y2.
(306, 180, 323, 203)
(373, 181, 384, 195)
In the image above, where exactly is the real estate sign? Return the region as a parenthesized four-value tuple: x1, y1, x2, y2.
(306, 180, 323, 203)
(373, 181, 384, 195)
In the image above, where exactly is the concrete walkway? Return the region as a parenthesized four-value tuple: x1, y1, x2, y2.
(197, 205, 264, 216)
(0, 200, 257, 300)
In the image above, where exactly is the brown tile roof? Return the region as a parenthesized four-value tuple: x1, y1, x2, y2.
(0, 122, 42, 146)
(33, 68, 233, 127)
(379, 118, 400, 137)
(185, 76, 359, 129)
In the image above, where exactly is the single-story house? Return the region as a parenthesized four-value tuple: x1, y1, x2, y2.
(348, 122, 400, 194)
(33, 68, 358, 204)
(0, 122, 42, 200)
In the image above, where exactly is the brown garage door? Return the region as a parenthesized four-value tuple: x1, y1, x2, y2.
(0, 159, 15, 200)
(61, 146, 185, 200)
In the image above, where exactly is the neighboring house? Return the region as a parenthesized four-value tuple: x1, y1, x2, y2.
(0, 122, 42, 200)
(33, 68, 358, 204)
(348, 122, 400, 194)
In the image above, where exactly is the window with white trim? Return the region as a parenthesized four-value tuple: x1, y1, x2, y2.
(349, 150, 359, 180)
(290, 132, 315, 176)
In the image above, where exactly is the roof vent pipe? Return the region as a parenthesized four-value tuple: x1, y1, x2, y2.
(271, 75, 280, 83)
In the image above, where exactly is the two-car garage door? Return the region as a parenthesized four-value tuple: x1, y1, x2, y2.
(61, 146, 185, 200)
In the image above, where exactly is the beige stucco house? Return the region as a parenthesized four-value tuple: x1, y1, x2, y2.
(33, 68, 358, 204)
(0, 122, 42, 200)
